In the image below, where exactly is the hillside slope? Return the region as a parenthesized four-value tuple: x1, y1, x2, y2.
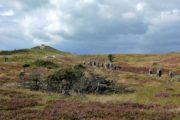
(0, 47, 180, 120)
(0, 45, 70, 55)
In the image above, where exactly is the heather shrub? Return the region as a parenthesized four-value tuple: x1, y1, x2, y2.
(46, 66, 84, 94)
(73, 75, 132, 94)
(73, 75, 114, 94)
(23, 64, 133, 95)
(33, 59, 58, 69)
(25, 73, 43, 91)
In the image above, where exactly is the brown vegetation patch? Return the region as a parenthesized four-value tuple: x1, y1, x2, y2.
(0, 89, 37, 98)
(0, 109, 42, 120)
(155, 92, 180, 98)
(155, 92, 170, 98)
(43, 100, 178, 120)
(161, 56, 180, 64)
(0, 98, 39, 110)
(0, 76, 11, 84)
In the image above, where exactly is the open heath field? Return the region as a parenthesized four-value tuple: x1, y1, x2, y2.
(0, 46, 180, 120)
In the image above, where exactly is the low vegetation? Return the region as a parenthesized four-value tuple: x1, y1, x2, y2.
(43, 100, 178, 120)
(23, 64, 133, 95)
(33, 59, 58, 69)
(0, 46, 180, 120)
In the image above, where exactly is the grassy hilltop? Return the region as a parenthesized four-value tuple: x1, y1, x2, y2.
(0, 46, 180, 120)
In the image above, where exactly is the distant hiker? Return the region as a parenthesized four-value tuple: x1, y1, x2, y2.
(149, 68, 153, 76)
(114, 65, 117, 70)
(167, 71, 174, 86)
(93, 61, 97, 67)
(117, 65, 121, 70)
(4, 56, 8, 62)
(113, 65, 120, 71)
(101, 63, 104, 68)
(156, 68, 162, 77)
(111, 64, 114, 69)
(168, 71, 173, 79)
(107, 63, 110, 69)
(106, 63, 109, 69)
(109, 63, 113, 69)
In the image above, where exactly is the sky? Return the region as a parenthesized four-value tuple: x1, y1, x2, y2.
(0, 0, 180, 54)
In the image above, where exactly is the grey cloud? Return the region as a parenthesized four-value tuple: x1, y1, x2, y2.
(0, 0, 180, 54)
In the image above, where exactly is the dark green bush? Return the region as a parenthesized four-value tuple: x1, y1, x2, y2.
(23, 64, 134, 95)
(46, 67, 84, 94)
(73, 75, 132, 94)
(33, 59, 58, 69)
(25, 73, 43, 91)
(46, 66, 132, 94)
(73, 64, 86, 70)
(73, 75, 113, 94)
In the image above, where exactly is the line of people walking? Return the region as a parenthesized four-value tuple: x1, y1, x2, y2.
(148, 68, 174, 79)
(84, 61, 176, 80)
(83, 61, 121, 70)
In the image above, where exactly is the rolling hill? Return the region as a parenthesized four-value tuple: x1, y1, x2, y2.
(0, 46, 180, 120)
(0, 45, 70, 55)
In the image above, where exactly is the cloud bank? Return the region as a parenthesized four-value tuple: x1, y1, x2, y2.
(0, 0, 180, 54)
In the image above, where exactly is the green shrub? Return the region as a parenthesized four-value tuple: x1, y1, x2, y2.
(25, 73, 43, 91)
(33, 59, 58, 69)
(46, 66, 84, 94)
(73, 64, 86, 70)
(46, 67, 132, 95)
(73, 75, 114, 94)
(73, 75, 132, 94)
(23, 64, 134, 95)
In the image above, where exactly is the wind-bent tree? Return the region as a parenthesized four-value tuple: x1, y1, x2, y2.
(108, 54, 115, 62)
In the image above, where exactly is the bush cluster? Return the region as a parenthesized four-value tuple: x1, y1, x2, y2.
(26, 73, 43, 91)
(22, 64, 133, 95)
(46, 65, 84, 95)
(73, 75, 113, 94)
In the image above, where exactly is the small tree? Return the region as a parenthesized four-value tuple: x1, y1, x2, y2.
(108, 54, 115, 62)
